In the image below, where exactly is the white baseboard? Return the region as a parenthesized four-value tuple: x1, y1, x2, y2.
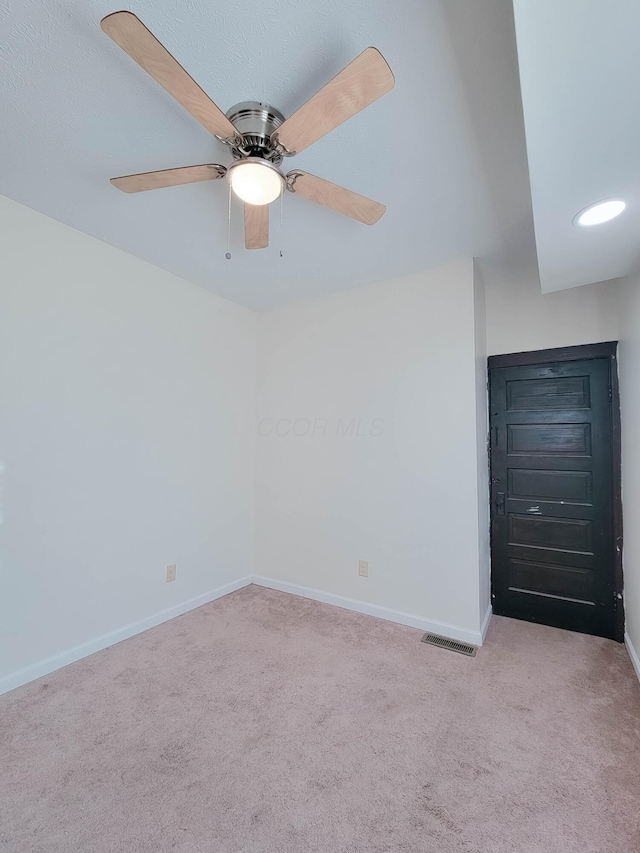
(1, 574, 490, 696)
(251, 576, 485, 647)
(0, 577, 252, 696)
(480, 603, 493, 642)
(625, 632, 640, 684)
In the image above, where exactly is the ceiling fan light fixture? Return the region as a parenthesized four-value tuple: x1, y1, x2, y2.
(229, 159, 283, 206)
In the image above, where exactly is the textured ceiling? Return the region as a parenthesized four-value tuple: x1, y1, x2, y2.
(514, 0, 640, 293)
(1, 0, 536, 308)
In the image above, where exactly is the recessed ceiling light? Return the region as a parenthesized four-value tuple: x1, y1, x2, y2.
(573, 199, 626, 227)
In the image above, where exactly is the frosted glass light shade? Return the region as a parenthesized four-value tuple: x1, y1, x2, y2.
(230, 160, 282, 206)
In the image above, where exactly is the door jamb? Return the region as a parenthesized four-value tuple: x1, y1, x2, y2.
(487, 341, 624, 643)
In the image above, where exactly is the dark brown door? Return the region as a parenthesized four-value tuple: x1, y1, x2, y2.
(489, 344, 623, 641)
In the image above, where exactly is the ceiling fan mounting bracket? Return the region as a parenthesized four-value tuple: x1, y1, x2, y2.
(214, 130, 245, 149)
(285, 170, 304, 193)
(225, 101, 286, 164)
(271, 133, 297, 158)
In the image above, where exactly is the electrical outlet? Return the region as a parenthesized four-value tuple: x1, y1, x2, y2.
(358, 560, 369, 578)
(166, 564, 176, 583)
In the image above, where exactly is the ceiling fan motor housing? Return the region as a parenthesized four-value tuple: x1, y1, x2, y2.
(226, 101, 285, 163)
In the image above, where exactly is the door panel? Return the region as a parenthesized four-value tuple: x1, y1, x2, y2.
(507, 423, 592, 455)
(489, 355, 619, 639)
(508, 469, 593, 504)
(506, 376, 591, 410)
(509, 559, 593, 602)
(508, 514, 593, 553)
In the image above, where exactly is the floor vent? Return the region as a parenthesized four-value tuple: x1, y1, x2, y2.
(421, 633, 477, 657)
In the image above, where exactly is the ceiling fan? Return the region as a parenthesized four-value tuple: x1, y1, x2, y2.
(100, 11, 394, 251)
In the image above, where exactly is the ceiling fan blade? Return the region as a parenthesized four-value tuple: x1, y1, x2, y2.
(110, 164, 227, 193)
(244, 203, 270, 249)
(276, 47, 394, 155)
(100, 11, 236, 140)
(286, 171, 385, 225)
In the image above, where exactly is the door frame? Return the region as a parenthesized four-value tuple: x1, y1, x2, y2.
(487, 341, 624, 642)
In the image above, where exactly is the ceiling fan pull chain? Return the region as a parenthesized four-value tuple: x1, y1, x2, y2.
(279, 187, 284, 258)
(225, 182, 232, 260)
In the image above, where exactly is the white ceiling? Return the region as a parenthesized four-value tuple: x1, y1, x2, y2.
(513, 0, 640, 293)
(1, 0, 536, 309)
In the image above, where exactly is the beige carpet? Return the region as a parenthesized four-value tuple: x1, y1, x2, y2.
(1, 585, 639, 852)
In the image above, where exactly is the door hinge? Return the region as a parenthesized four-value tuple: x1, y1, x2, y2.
(608, 384, 612, 401)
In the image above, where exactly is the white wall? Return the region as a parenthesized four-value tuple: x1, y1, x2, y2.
(254, 261, 488, 644)
(617, 273, 640, 676)
(486, 271, 619, 356)
(473, 262, 491, 632)
(0, 196, 256, 691)
(2, 186, 631, 690)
